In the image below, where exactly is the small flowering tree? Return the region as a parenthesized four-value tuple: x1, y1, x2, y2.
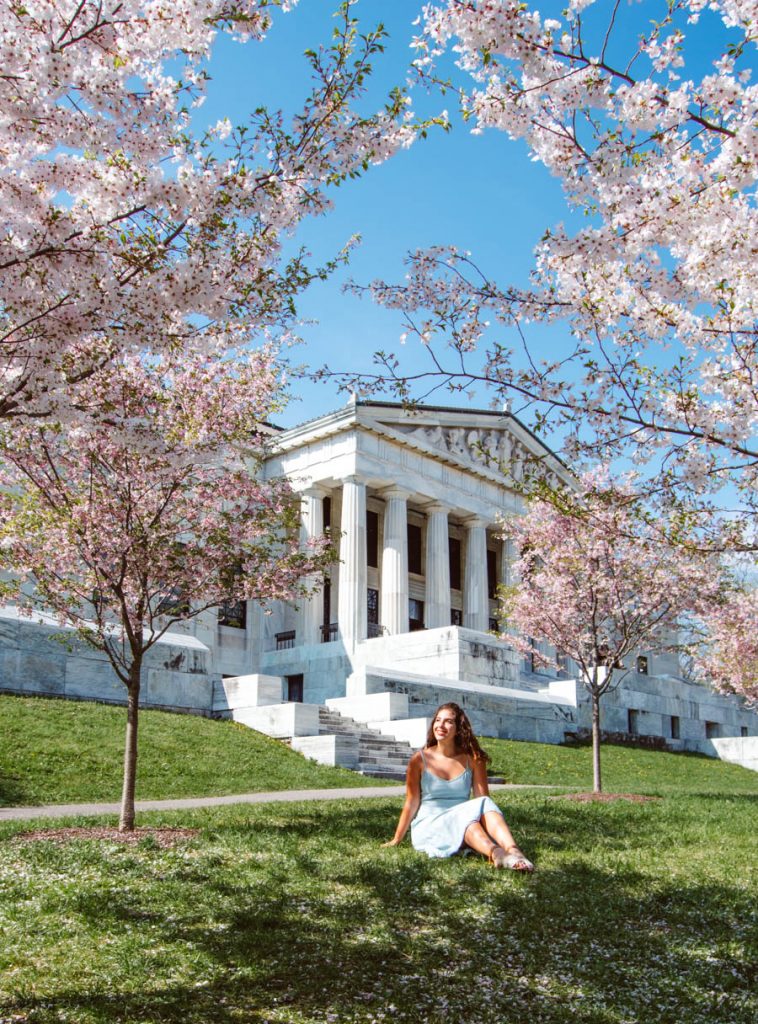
(502, 475, 720, 792)
(0, 0, 412, 421)
(691, 588, 758, 706)
(0, 351, 331, 830)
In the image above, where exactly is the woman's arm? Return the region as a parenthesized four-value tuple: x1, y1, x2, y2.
(382, 751, 422, 846)
(471, 756, 491, 798)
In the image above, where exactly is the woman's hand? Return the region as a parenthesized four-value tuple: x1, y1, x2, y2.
(382, 838, 402, 847)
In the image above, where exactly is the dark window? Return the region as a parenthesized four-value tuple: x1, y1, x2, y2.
(275, 630, 296, 650)
(367, 510, 379, 568)
(218, 600, 246, 629)
(449, 537, 461, 590)
(286, 674, 304, 702)
(487, 549, 497, 599)
(323, 579, 331, 626)
(670, 715, 680, 740)
(408, 523, 422, 574)
(741, 726, 748, 738)
(409, 598, 424, 631)
(705, 721, 720, 739)
(556, 651, 569, 679)
(451, 608, 462, 626)
(323, 496, 331, 531)
(627, 709, 639, 735)
(636, 655, 649, 675)
(488, 617, 499, 633)
(157, 587, 189, 617)
(367, 587, 379, 625)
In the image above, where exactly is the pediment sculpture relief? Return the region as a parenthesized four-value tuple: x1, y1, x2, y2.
(390, 423, 533, 481)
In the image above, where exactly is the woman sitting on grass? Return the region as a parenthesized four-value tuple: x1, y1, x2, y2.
(384, 702, 534, 871)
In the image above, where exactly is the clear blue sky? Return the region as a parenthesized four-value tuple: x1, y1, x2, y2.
(196, 0, 736, 430)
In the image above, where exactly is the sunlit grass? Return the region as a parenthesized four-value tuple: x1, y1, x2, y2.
(0, 786, 755, 1024)
(484, 735, 758, 795)
(0, 694, 376, 806)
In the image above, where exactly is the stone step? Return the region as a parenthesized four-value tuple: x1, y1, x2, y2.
(358, 767, 407, 782)
(313, 702, 416, 774)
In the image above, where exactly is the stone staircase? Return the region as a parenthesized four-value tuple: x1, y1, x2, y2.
(318, 706, 414, 781)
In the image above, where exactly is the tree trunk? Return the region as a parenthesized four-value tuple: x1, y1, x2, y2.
(591, 692, 602, 794)
(119, 662, 142, 832)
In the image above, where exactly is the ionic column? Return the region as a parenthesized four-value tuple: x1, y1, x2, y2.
(500, 536, 517, 587)
(246, 600, 263, 670)
(380, 487, 410, 635)
(297, 486, 327, 646)
(425, 502, 450, 629)
(464, 516, 489, 633)
(499, 535, 518, 635)
(338, 476, 367, 647)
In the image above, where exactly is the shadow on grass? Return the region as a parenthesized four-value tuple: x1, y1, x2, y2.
(0, 773, 27, 807)
(2, 799, 756, 1024)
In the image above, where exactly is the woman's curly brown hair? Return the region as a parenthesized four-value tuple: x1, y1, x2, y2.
(425, 702, 491, 764)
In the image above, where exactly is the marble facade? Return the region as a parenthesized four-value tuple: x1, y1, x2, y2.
(1, 399, 756, 766)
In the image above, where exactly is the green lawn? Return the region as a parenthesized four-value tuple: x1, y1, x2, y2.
(0, 788, 755, 1024)
(484, 735, 758, 795)
(3, 693, 756, 809)
(0, 694, 376, 806)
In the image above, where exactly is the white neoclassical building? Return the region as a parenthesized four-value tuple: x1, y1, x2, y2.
(1, 398, 756, 771)
(231, 398, 562, 695)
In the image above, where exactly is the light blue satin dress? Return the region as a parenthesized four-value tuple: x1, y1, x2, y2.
(410, 750, 504, 858)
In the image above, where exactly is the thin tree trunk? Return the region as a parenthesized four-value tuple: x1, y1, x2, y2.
(119, 661, 142, 832)
(591, 692, 602, 794)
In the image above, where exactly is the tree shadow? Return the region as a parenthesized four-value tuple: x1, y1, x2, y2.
(0, 771, 27, 807)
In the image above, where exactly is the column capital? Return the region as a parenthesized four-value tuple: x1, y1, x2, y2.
(381, 485, 412, 502)
(425, 501, 450, 516)
(463, 515, 490, 531)
(300, 483, 329, 500)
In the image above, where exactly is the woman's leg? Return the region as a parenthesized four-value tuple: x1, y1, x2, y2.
(463, 820, 498, 859)
(481, 811, 534, 871)
(481, 811, 519, 852)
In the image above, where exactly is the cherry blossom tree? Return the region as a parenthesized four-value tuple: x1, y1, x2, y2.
(501, 473, 722, 792)
(0, 351, 332, 830)
(0, 0, 412, 421)
(330, 0, 756, 537)
(691, 587, 758, 705)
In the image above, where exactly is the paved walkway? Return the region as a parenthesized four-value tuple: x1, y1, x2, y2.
(0, 783, 542, 822)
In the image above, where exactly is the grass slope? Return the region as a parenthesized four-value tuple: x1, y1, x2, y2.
(0, 694, 376, 806)
(484, 735, 758, 795)
(0, 789, 756, 1024)
(3, 693, 757, 806)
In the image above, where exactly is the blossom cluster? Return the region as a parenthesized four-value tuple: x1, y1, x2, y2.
(0, 0, 414, 421)
(353, 1, 756, 520)
(500, 469, 737, 695)
(0, 349, 332, 682)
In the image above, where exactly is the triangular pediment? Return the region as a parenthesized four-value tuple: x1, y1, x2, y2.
(383, 420, 530, 479)
(270, 400, 567, 488)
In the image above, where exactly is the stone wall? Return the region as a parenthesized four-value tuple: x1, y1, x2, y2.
(0, 607, 216, 713)
(576, 670, 757, 751)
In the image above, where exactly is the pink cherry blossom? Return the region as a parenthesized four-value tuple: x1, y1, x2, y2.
(336, 1, 756, 540)
(501, 469, 724, 791)
(0, 350, 332, 830)
(0, 0, 414, 421)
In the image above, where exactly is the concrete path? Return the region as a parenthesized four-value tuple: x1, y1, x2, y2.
(0, 783, 541, 822)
